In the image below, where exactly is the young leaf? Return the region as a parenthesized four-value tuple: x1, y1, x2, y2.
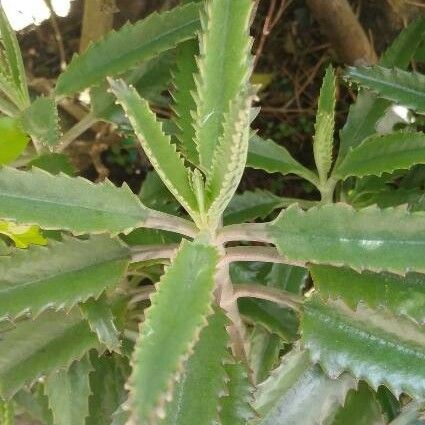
(0, 235, 129, 321)
(20, 96, 61, 148)
(224, 190, 283, 225)
(0, 220, 46, 248)
(109, 80, 199, 221)
(310, 265, 425, 325)
(219, 362, 255, 425)
(253, 347, 356, 425)
(346, 66, 425, 114)
(55, 3, 201, 96)
(247, 134, 319, 186)
(130, 240, 218, 424)
(0, 309, 99, 399)
(86, 353, 129, 425)
(171, 39, 199, 164)
(0, 116, 29, 165)
(329, 382, 385, 425)
(313, 66, 336, 184)
(334, 132, 425, 179)
(302, 297, 425, 399)
(44, 356, 93, 425)
(193, 0, 253, 172)
(160, 310, 229, 425)
(206, 88, 256, 226)
(268, 203, 425, 274)
(80, 295, 121, 352)
(0, 167, 150, 234)
(0, 6, 29, 108)
(0, 399, 14, 425)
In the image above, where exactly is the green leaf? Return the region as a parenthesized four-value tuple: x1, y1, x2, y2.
(13, 384, 53, 425)
(44, 356, 93, 425)
(0, 309, 99, 399)
(380, 17, 425, 69)
(334, 131, 425, 179)
(80, 295, 121, 352)
(193, 0, 253, 172)
(249, 327, 282, 385)
(29, 153, 75, 175)
(329, 382, 385, 425)
(55, 3, 201, 96)
(0, 235, 129, 320)
(171, 40, 199, 164)
(313, 66, 336, 184)
(268, 203, 425, 274)
(206, 87, 255, 226)
(310, 265, 425, 324)
(302, 297, 425, 399)
(161, 310, 229, 425)
(86, 353, 129, 425)
(130, 240, 218, 424)
(346, 66, 425, 114)
(0, 116, 29, 164)
(247, 134, 318, 186)
(21, 96, 61, 148)
(0, 6, 29, 108)
(109, 80, 199, 221)
(389, 403, 425, 425)
(252, 347, 356, 425)
(0, 220, 46, 248)
(0, 167, 150, 234)
(224, 190, 283, 225)
(0, 398, 14, 425)
(219, 362, 255, 425)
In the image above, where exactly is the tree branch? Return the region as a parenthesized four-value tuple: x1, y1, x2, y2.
(233, 283, 303, 312)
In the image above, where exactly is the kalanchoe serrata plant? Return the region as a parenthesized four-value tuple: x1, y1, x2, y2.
(0, 1, 424, 424)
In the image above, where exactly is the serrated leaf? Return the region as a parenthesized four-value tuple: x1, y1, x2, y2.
(313, 66, 336, 184)
(171, 39, 199, 164)
(219, 362, 255, 425)
(130, 240, 218, 424)
(334, 131, 425, 179)
(194, 0, 253, 172)
(0, 167, 150, 234)
(247, 134, 319, 186)
(0, 116, 29, 164)
(206, 88, 255, 226)
(328, 382, 385, 425)
(268, 203, 425, 274)
(0, 6, 29, 108)
(29, 153, 75, 175)
(252, 347, 356, 425)
(224, 190, 283, 225)
(0, 220, 46, 248)
(55, 3, 201, 96)
(160, 310, 229, 425)
(44, 356, 93, 425)
(0, 309, 99, 399)
(346, 66, 425, 113)
(302, 297, 425, 398)
(0, 235, 129, 321)
(13, 384, 53, 425)
(109, 80, 199, 221)
(21, 96, 61, 148)
(80, 295, 121, 352)
(310, 265, 425, 324)
(86, 353, 129, 425)
(389, 402, 425, 425)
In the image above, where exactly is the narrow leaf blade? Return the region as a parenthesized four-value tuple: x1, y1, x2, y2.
(55, 3, 201, 95)
(130, 240, 218, 423)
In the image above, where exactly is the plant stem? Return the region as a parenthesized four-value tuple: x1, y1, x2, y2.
(143, 211, 197, 238)
(233, 283, 304, 312)
(217, 222, 271, 245)
(319, 177, 337, 204)
(55, 112, 98, 152)
(130, 244, 179, 263)
(224, 246, 305, 267)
